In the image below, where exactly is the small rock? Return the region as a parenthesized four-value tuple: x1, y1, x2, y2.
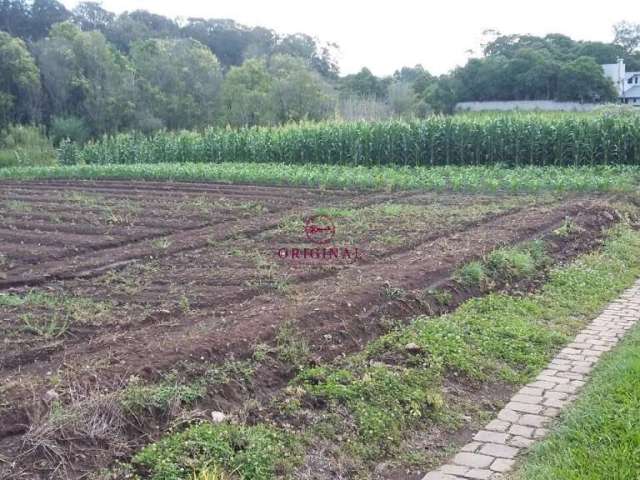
(404, 342, 422, 354)
(210, 411, 227, 423)
(43, 389, 59, 403)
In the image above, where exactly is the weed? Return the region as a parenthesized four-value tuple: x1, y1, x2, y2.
(378, 233, 404, 246)
(0, 254, 7, 278)
(120, 375, 205, 414)
(132, 422, 302, 480)
(21, 314, 69, 338)
(454, 261, 488, 288)
(297, 365, 443, 459)
(485, 247, 536, 281)
(151, 237, 172, 250)
(252, 343, 271, 362)
(553, 218, 585, 237)
(383, 282, 406, 300)
(424, 288, 454, 307)
(179, 295, 191, 314)
(247, 252, 289, 293)
(5, 200, 32, 213)
(275, 322, 310, 367)
(191, 465, 234, 480)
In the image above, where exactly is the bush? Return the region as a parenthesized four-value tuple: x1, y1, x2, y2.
(486, 248, 537, 281)
(50, 116, 90, 146)
(455, 261, 488, 288)
(0, 124, 57, 167)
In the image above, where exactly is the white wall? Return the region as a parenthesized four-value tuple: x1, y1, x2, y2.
(455, 100, 601, 112)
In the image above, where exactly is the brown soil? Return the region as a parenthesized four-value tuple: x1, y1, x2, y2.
(0, 180, 628, 479)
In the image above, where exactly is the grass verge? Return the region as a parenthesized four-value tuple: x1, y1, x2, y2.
(512, 323, 640, 480)
(1, 163, 639, 192)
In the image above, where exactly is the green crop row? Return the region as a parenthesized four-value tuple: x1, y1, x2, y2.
(56, 114, 640, 167)
(2, 162, 639, 193)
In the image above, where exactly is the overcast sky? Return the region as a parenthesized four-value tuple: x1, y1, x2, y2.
(61, 0, 638, 76)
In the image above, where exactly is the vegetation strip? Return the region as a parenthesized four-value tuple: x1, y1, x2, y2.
(422, 280, 640, 480)
(1, 163, 640, 192)
(50, 116, 640, 168)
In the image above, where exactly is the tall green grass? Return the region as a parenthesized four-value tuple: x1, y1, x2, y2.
(58, 114, 640, 167)
(0, 124, 57, 168)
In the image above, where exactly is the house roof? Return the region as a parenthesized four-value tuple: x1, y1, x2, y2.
(623, 85, 640, 98)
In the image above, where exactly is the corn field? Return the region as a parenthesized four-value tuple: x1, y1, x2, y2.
(59, 114, 640, 167)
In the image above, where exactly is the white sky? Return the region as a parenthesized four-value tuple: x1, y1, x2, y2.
(61, 0, 638, 76)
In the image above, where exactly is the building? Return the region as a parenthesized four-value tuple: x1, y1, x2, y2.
(602, 59, 640, 105)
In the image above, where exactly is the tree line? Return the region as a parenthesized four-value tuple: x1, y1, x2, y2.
(1, 0, 640, 144)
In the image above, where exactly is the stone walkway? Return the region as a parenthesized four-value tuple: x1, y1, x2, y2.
(423, 280, 640, 480)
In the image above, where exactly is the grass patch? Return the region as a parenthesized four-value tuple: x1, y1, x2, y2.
(275, 322, 310, 368)
(454, 261, 488, 288)
(1, 163, 639, 193)
(132, 422, 302, 480)
(297, 365, 443, 460)
(20, 313, 69, 338)
(454, 240, 549, 288)
(120, 374, 206, 414)
(121, 360, 256, 415)
(0, 291, 112, 334)
(514, 324, 640, 480)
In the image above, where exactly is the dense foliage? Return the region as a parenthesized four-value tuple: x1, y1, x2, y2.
(1, 0, 639, 139)
(58, 114, 640, 167)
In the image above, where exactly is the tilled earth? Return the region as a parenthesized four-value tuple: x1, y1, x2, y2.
(0, 180, 629, 479)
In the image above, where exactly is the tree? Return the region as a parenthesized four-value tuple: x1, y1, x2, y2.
(181, 18, 251, 67)
(387, 81, 417, 117)
(393, 65, 434, 94)
(72, 1, 115, 32)
(130, 38, 223, 130)
(340, 68, 389, 99)
(558, 56, 617, 102)
(0, 30, 41, 127)
(614, 21, 640, 55)
(0, 0, 30, 39)
(0, 0, 70, 41)
(29, 0, 71, 39)
(222, 58, 274, 126)
(268, 54, 334, 123)
(34, 22, 135, 133)
(423, 76, 461, 114)
(275, 33, 339, 78)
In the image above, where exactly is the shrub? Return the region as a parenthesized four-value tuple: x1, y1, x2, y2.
(0, 124, 56, 167)
(486, 248, 537, 281)
(50, 116, 90, 146)
(455, 261, 487, 288)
